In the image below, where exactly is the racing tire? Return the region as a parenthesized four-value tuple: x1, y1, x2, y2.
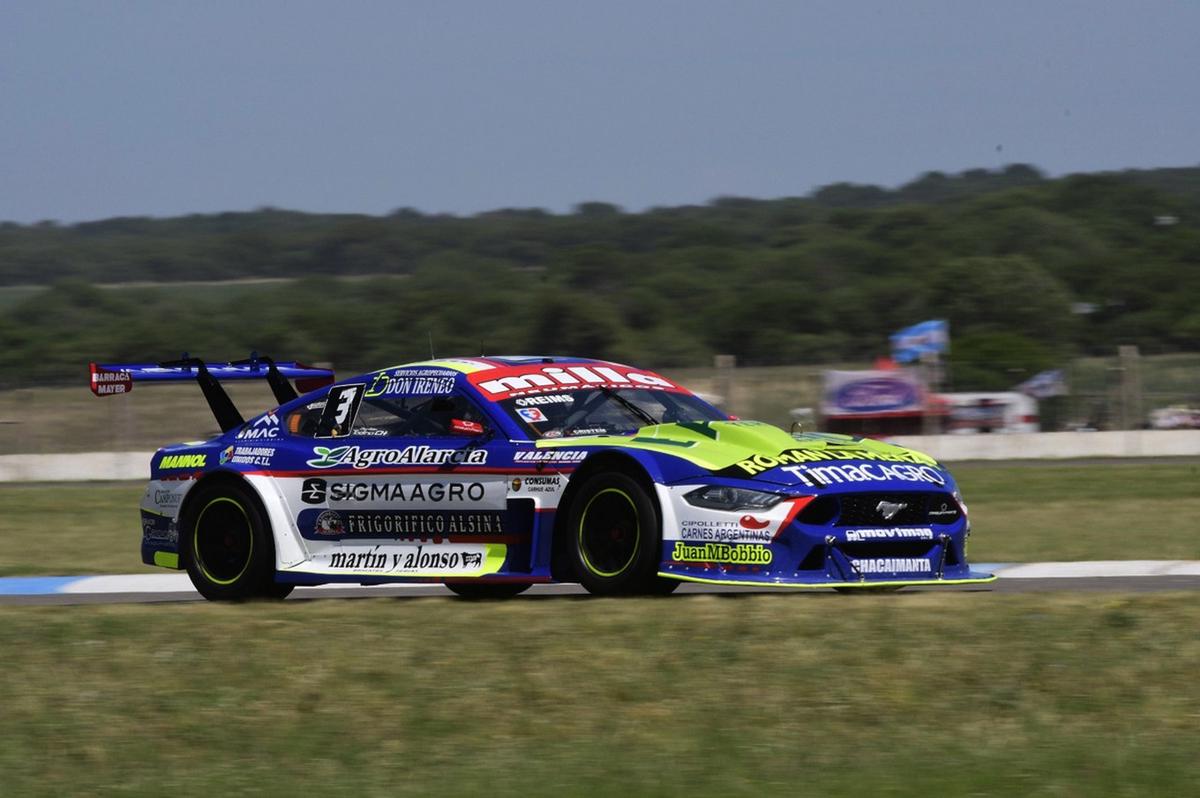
(444, 582, 532, 600)
(260, 581, 298, 600)
(644, 577, 682, 595)
(566, 471, 669, 596)
(183, 481, 292, 601)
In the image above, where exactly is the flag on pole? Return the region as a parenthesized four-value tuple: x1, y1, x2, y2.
(890, 320, 949, 363)
(1016, 369, 1068, 399)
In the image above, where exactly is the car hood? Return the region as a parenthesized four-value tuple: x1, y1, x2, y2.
(532, 420, 947, 487)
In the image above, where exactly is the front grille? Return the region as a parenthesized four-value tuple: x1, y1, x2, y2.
(792, 536, 960, 574)
(797, 492, 961, 527)
(839, 541, 937, 559)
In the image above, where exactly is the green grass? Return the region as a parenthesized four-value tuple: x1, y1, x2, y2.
(0, 462, 1196, 577)
(954, 461, 1200, 562)
(2, 464, 1197, 795)
(0, 593, 1197, 796)
(0, 482, 146, 576)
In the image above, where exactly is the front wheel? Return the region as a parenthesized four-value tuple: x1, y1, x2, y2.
(183, 481, 292, 601)
(566, 471, 671, 596)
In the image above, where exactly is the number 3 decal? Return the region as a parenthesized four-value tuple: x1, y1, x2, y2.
(317, 384, 364, 438)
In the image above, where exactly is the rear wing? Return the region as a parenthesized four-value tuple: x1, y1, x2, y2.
(89, 354, 335, 433)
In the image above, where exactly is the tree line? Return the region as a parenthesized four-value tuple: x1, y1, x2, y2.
(1, 164, 1197, 390)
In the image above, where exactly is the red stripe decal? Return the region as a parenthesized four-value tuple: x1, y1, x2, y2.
(773, 496, 816, 540)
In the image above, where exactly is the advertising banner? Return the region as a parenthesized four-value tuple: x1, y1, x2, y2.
(823, 370, 925, 417)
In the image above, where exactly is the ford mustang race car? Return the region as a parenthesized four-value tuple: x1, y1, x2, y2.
(90, 354, 994, 600)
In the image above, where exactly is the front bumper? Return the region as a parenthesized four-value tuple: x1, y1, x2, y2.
(658, 488, 994, 588)
(658, 531, 994, 587)
(139, 479, 190, 569)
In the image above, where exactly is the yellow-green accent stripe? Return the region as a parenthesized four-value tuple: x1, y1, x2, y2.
(657, 572, 998, 588)
(153, 551, 180, 569)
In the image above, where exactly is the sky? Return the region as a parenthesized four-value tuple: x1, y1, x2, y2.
(2, 1, 1198, 223)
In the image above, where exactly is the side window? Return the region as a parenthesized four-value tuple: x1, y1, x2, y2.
(351, 393, 488, 438)
(286, 397, 327, 438)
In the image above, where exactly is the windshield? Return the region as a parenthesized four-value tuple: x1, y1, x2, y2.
(499, 388, 726, 439)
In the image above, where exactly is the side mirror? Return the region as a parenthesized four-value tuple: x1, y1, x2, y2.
(450, 418, 485, 436)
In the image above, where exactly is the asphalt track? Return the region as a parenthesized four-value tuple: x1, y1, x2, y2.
(3, 563, 1199, 605)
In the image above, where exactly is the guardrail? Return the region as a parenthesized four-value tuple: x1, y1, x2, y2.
(0, 452, 152, 482)
(888, 430, 1200, 461)
(0, 430, 1198, 482)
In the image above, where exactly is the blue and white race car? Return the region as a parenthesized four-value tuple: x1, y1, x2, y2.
(91, 354, 994, 599)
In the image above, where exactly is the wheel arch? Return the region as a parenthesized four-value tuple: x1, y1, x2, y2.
(550, 450, 662, 581)
(178, 469, 296, 600)
(177, 470, 274, 565)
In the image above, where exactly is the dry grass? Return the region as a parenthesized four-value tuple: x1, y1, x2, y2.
(0, 382, 281, 455)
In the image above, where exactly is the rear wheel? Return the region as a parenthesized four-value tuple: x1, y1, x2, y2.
(445, 582, 531, 600)
(566, 471, 673, 596)
(260, 581, 298, 599)
(183, 481, 293, 601)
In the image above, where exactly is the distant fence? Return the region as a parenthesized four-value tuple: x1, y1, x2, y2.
(4, 353, 1199, 456)
(1, 430, 1198, 482)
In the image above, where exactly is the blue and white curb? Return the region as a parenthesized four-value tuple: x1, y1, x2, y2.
(0, 574, 443, 597)
(0, 576, 88, 596)
(2, 561, 1199, 596)
(978, 561, 1200, 578)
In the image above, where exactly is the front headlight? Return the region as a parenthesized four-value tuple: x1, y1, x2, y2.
(952, 488, 969, 518)
(684, 485, 784, 511)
